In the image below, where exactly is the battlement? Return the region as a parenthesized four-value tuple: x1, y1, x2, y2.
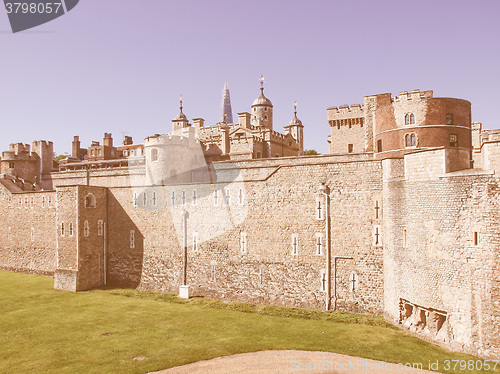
(327, 103, 364, 115)
(393, 89, 433, 102)
(8, 143, 30, 154)
(32, 140, 53, 148)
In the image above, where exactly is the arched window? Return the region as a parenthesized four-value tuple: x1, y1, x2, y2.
(410, 113, 415, 124)
(405, 114, 410, 125)
(85, 193, 96, 208)
(405, 133, 416, 147)
(151, 148, 159, 162)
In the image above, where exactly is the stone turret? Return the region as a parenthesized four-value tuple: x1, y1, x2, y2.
(251, 75, 273, 130)
(284, 101, 304, 155)
(172, 95, 191, 133)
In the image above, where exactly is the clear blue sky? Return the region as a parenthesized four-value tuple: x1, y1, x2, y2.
(1, 0, 499, 155)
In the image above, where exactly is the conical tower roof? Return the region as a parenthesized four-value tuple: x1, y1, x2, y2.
(220, 82, 233, 123)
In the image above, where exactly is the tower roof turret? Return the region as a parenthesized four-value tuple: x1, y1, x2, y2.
(252, 75, 273, 107)
(173, 95, 188, 121)
(288, 101, 303, 127)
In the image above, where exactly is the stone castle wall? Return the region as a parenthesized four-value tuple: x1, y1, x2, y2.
(0, 185, 56, 275)
(383, 151, 500, 358)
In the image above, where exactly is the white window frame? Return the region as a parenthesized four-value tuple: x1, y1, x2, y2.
(171, 190, 176, 206)
(240, 232, 247, 253)
(192, 189, 197, 206)
(98, 220, 103, 236)
(152, 191, 157, 207)
(84, 220, 90, 237)
(315, 233, 323, 255)
(192, 232, 198, 251)
(130, 229, 135, 249)
(225, 188, 231, 205)
(315, 197, 324, 220)
(133, 192, 138, 207)
(291, 234, 299, 256)
(213, 189, 219, 206)
(238, 188, 244, 206)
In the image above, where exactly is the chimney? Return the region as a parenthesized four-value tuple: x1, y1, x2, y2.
(72, 136, 81, 159)
(103, 133, 113, 147)
(238, 112, 251, 129)
(192, 118, 205, 134)
(123, 136, 133, 145)
(221, 126, 230, 155)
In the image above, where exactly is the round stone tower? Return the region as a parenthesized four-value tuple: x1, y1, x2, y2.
(251, 75, 273, 130)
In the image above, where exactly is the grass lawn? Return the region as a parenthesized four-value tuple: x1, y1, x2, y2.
(0, 270, 497, 374)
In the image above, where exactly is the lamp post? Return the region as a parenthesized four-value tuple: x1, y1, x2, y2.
(179, 208, 190, 298)
(319, 183, 331, 311)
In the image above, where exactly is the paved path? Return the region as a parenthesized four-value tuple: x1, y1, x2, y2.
(150, 350, 439, 373)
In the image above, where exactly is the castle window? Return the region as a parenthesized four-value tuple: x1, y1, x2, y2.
(24, 196, 28, 207)
(374, 200, 381, 219)
(69, 223, 74, 236)
(123, 150, 128, 157)
(91, 150, 95, 156)
(349, 272, 358, 292)
(84, 221, 89, 237)
(152, 191, 157, 206)
(151, 148, 159, 162)
(264, 115, 268, 120)
(61, 223, 65, 237)
(171, 190, 176, 206)
(402, 227, 407, 248)
(143, 192, 147, 206)
(315, 198, 324, 220)
(210, 263, 216, 282)
(315, 233, 324, 255)
(473, 231, 479, 246)
(130, 150, 135, 156)
(291, 234, 299, 256)
(192, 190, 197, 206)
(410, 114, 415, 124)
(373, 225, 382, 246)
(31, 228, 35, 242)
(30, 196, 34, 208)
(213, 190, 219, 205)
(181, 190, 186, 206)
(405, 114, 410, 125)
(98, 149, 102, 156)
(192, 232, 198, 251)
(133, 192, 138, 207)
(8, 161, 14, 169)
(320, 269, 326, 291)
(85, 193, 96, 208)
(98, 220, 103, 236)
(240, 232, 247, 253)
(238, 188, 244, 206)
(449, 134, 458, 147)
(130, 229, 135, 249)
(48, 196, 52, 207)
(348, 144, 353, 153)
(18, 197, 22, 208)
(42, 196, 45, 208)
(265, 107, 268, 112)
(405, 133, 416, 147)
(225, 189, 231, 205)
(446, 114, 453, 125)
(377, 139, 383, 153)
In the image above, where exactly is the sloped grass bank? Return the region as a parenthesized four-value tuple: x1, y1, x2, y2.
(0, 271, 496, 374)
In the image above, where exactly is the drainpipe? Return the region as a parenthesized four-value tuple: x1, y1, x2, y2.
(103, 221, 107, 285)
(319, 183, 331, 311)
(182, 208, 188, 286)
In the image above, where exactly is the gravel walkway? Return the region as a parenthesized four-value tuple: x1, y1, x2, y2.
(150, 350, 439, 373)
